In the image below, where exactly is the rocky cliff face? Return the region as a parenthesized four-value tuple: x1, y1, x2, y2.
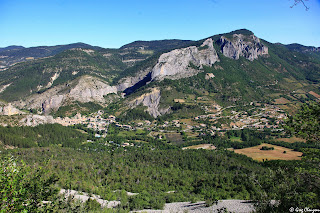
(116, 67, 152, 92)
(218, 34, 268, 61)
(13, 75, 118, 114)
(129, 88, 169, 117)
(69, 76, 117, 103)
(151, 38, 219, 80)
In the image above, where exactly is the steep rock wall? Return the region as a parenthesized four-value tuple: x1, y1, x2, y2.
(129, 88, 168, 117)
(13, 75, 118, 114)
(151, 38, 219, 80)
(218, 34, 268, 61)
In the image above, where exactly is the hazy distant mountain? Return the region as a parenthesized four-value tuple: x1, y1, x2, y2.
(120, 39, 195, 52)
(0, 45, 25, 53)
(0, 42, 103, 68)
(285, 43, 320, 53)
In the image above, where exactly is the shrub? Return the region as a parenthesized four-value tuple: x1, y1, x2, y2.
(260, 146, 274, 150)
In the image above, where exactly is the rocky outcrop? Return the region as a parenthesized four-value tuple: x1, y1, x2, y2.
(59, 189, 120, 208)
(69, 76, 117, 103)
(129, 88, 168, 117)
(151, 38, 219, 80)
(116, 68, 152, 92)
(41, 95, 65, 113)
(13, 75, 118, 114)
(0, 83, 12, 93)
(20, 114, 55, 126)
(0, 103, 24, 116)
(205, 73, 215, 80)
(218, 34, 268, 61)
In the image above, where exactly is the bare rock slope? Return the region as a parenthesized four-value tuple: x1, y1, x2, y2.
(14, 75, 118, 114)
(218, 34, 268, 61)
(129, 87, 169, 117)
(151, 38, 219, 80)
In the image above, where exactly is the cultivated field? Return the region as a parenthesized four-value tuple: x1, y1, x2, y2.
(274, 97, 291, 105)
(309, 91, 320, 99)
(165, 133, 184, 145)
(234, 143, 303, 161)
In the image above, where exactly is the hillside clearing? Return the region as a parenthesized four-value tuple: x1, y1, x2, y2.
(165, 133, 184, 145)
(234, 143, 303, 161)
(182, 144, 216, 150)
(274, 97, 291, 105)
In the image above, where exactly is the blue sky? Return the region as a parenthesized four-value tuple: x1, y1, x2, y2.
(1, 0, 320, 48)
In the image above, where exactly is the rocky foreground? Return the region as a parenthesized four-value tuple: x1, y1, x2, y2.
(132, 200, 255, 213)
(60, 189, 255, 212)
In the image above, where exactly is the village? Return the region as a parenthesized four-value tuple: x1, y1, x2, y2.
(53, 102, 288, 145)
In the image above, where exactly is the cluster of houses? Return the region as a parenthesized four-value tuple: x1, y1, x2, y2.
(54, 103, 288, 142)
(193, 104, 287, 132)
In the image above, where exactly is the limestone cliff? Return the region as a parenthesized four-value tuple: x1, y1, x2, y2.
(69, 76, 117, 103)
(13, 75, 118, 114)
(129, 88, 169, 117)
(116, 67, 152, 92)
(217, 34, 268, 61)
(151, 38, 219, 80)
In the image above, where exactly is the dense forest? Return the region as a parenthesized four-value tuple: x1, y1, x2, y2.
(1, 142, 319, 212)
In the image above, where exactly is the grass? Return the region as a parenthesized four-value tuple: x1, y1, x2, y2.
(117, 129, 146, 138)
(165, 133, 184, 145)
(137, 50, 154, 55)
(117, 131, 136, 137)
(234, 143, 303, 161)
(283, 78, 295, 83)
(180, 119, 197, 126)
(273, 136, 306, 143)
(229, 136, 243, 142)
(274, 97, 291, 105)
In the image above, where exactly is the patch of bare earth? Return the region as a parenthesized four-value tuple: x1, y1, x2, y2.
(274, 97, 291, 105)
(182, 144, 216, 150)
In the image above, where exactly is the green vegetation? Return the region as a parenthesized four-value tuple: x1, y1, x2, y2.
(2, 147, 270, 210)
(0, 124, 86, 148)
(54, 102, 103, 117)
(117, 107, 154, 122)
(0, 157, 58, 212)
(0, 113, 319, 212)
(285, 101, 320, 143)
(0, 49, 125, 102)
(120, 39, 194, 52)
(260, 146, 274, 150)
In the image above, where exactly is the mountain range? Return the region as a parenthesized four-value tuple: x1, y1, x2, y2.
(0, 29, 319, 119)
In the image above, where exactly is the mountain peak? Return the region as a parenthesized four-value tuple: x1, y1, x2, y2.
(227, 29, 254, 36)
